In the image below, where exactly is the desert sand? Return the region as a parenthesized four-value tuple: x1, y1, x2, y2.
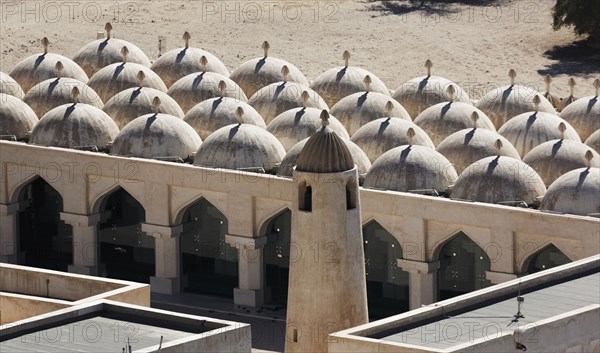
(1, 0, 598, 100)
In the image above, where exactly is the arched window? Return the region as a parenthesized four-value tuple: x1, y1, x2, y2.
(363, 221, 409, 319)
(437, 232, 491, 301)
(346, 180, 357, 210)
(526, 244, 571, 274)
(298, 181, 312, 212)
(264, 209, 292, 307)
(179, 198, 238, 298)
(17, 178, 72, 271)
(98, 188, 153, 283)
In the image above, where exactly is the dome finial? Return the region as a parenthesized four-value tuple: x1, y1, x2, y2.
(42, 37, 50, 54)
(183, 31, 191, 48)
(558, 122, 567, 140)
(55, 61, 63, 78)
(71, 86, 80, 104)
(281, 65, 289, 83)
(495, 139, 503, 156)
(385, 100, 394, 119)
(236, 106, 244, 125)
(447, 84, 456, 103)
(218, 80, 227, 98)
(425, 59, 433, 77)
(320, 110, 330, 127)
(121, 46, 129, 63)
(585, 150, 594, 168)
(471, 111, 480, 129)
(364, 75, 372, 93)
(262, 41, 270, 58)
(152, 96, 161, 114)
(105, 22, 113, 39)
(568, 77, 576, 97)
(301, 91, 309, 108)
(407, 127, 415, 146)
(343, 50, 351, 68)
(199, 56, 208, 73)
(533, 94, 541, 112)
(544, 75, 552, 94)
(509, 69, 517, 86)
(136, 70, 145, 86)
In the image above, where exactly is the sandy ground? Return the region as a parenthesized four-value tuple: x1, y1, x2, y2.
(1, 0, 598, 100)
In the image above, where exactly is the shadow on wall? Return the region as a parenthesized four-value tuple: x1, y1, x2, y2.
(538, 40, 600, 76)
(365, 0, 505, 16)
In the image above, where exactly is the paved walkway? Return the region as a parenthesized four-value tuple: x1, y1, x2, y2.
(151, 292, 286, 352)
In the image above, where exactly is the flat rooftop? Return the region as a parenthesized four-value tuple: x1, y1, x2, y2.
(2, 312, 198, 352)
(0, 300, 251, 353)
(331, 255, 600, 353)
(379, 272, 600, 350)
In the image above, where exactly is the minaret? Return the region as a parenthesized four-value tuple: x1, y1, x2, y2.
(285, 111, 369, 353)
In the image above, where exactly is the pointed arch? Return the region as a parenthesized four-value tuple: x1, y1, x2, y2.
(521, 243, 572, 274)
(363, 220, 409, 319)
(436, 231, 492, 301)
(10, 173, 62, 204)
(16, 177, 72, 271)
(90, 182, 146, 215)
(179, 197, 237, 297)
(97, 187, 153, 283)
(173, 192, 228, 226)
(431, 228, 488, 262)
(362, 217, 403, 245)
(258, 206, 292, 237)
(263, 208, 292, 306)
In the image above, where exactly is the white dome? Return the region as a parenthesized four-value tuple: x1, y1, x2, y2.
(103, 87, 184, 129)
(391, 61, 470, 118)
(436, 128, 520, 174)
(540, 167, 600, 216)
(88, 61, 167, 103)
(451, 156, 546, 205)
(167, 72, 247, 113)
(330, 90, 411, 136)
(585, 130, 600, 154)
(193, 124, 285, 173)
(10, 38, 88, 93)
(351, 118, 434, 163)
(150, 32, 229, 87)
(522, 140, 600, 186)
(72, 25, 150, 77)
(24, 76, 102, 118)
(267, 108, 349, 150)
(476, 80, 555, 129)
(310, 53, 389, 107)
(0, 93, 38, 140)
(111, 113, 201, 160)
(0, 71, 24, 99)
(498, 111, 580, 157)
(559, 96, 600, 141)
(230, 42, 308, 98)
(184, 99, 265, 140)
(278, 136, 371, 177)
(248, 82, 328, 125)
(364, 145, 457, 193)
(414, 100, 495, 146)
(30, 102, 118, 150)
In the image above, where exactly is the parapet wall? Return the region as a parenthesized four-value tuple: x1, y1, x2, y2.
(0, 263, 150, 325)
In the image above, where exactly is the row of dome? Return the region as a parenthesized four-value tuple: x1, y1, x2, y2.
(0, 26, 597, 131)
(0, 26, 598, 216)
(2, 85, 599, 217)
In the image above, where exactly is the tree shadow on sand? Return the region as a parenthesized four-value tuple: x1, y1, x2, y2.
(538, 40, 600, 76)
(365, 0, 506, 16)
